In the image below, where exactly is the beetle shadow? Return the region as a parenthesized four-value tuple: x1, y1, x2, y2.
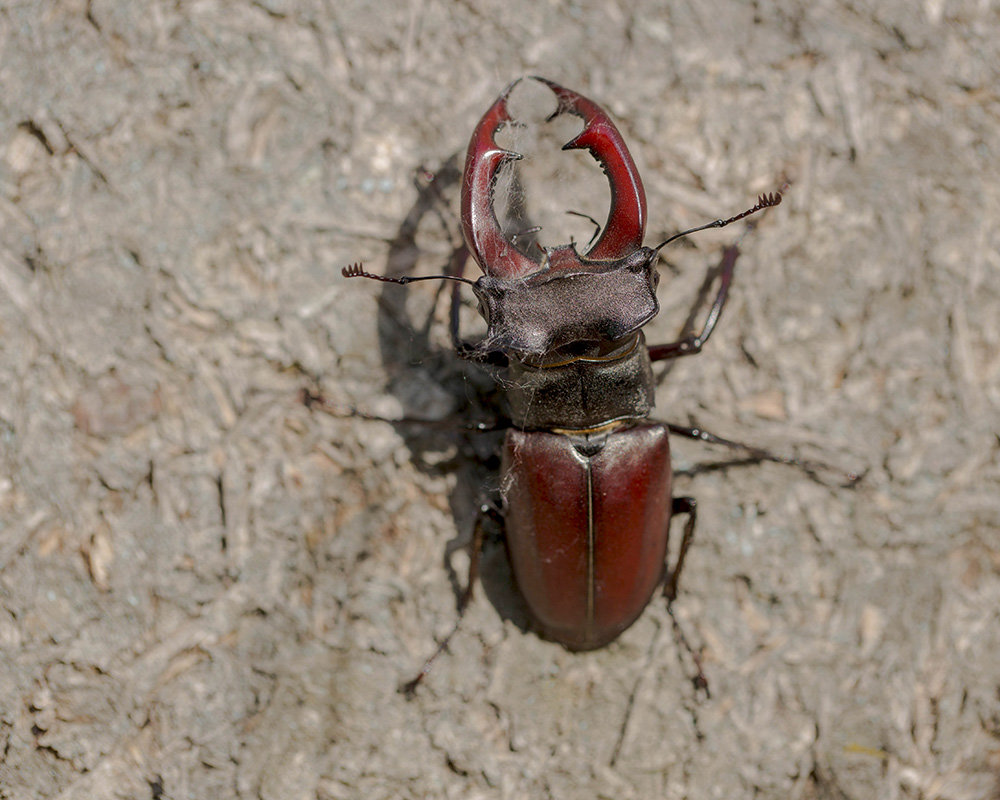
(374, 153, 535, 638)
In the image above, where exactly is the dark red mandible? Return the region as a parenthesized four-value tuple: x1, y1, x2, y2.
(460, 77, 648, 280)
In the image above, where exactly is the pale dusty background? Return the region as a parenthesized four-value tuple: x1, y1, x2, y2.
(1, 2, 999, 799)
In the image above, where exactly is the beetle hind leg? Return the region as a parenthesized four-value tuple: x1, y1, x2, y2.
(664, 496, 697, 602)
(663, 496, 710, 696)
(399, 503, 499, 698)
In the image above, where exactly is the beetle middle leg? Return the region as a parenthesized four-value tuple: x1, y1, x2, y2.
(668, 423, 861, 486)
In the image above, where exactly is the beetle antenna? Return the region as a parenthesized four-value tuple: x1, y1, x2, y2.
(342, 262, 476, 286)
(652, 192, 782, 254)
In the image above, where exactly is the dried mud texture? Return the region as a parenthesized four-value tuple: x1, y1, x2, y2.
(1, 2, 998, 799)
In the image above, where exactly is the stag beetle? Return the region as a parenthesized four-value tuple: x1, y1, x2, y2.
(341, 77, 840, 692)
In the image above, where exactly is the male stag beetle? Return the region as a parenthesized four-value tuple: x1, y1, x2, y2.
(341, 77, 848, 693)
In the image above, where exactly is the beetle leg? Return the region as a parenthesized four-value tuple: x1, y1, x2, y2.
(303, 390, 509, 433)
(445, 245, 509, 366)
(646, 245, 739, 363)
(667, 423, 863, 487)
(400, 503, 501, 698)
(663, 496, 710, 695)
(664, 496, 697, 602)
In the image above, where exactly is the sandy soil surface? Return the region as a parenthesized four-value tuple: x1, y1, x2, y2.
(1, 2, 998, 798)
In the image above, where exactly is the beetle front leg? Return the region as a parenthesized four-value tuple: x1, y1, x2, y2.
(647, 245, 739, 363)
(447, 246, 475, 357)
(446, 247, 509, 366)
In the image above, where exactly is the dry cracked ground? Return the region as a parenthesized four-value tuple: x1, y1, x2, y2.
(1, 2, 999, 799)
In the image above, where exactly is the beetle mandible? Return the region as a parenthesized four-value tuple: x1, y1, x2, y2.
(342, 76, 835, 692)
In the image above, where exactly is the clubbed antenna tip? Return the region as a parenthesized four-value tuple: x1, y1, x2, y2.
(341, 262, 475, 287)
(755, 191, 782, 210)
(342, 262, 384, 280)
(653, 189, 784, 253)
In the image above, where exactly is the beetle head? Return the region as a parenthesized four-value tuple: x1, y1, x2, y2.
(461, 78, 658, 356)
